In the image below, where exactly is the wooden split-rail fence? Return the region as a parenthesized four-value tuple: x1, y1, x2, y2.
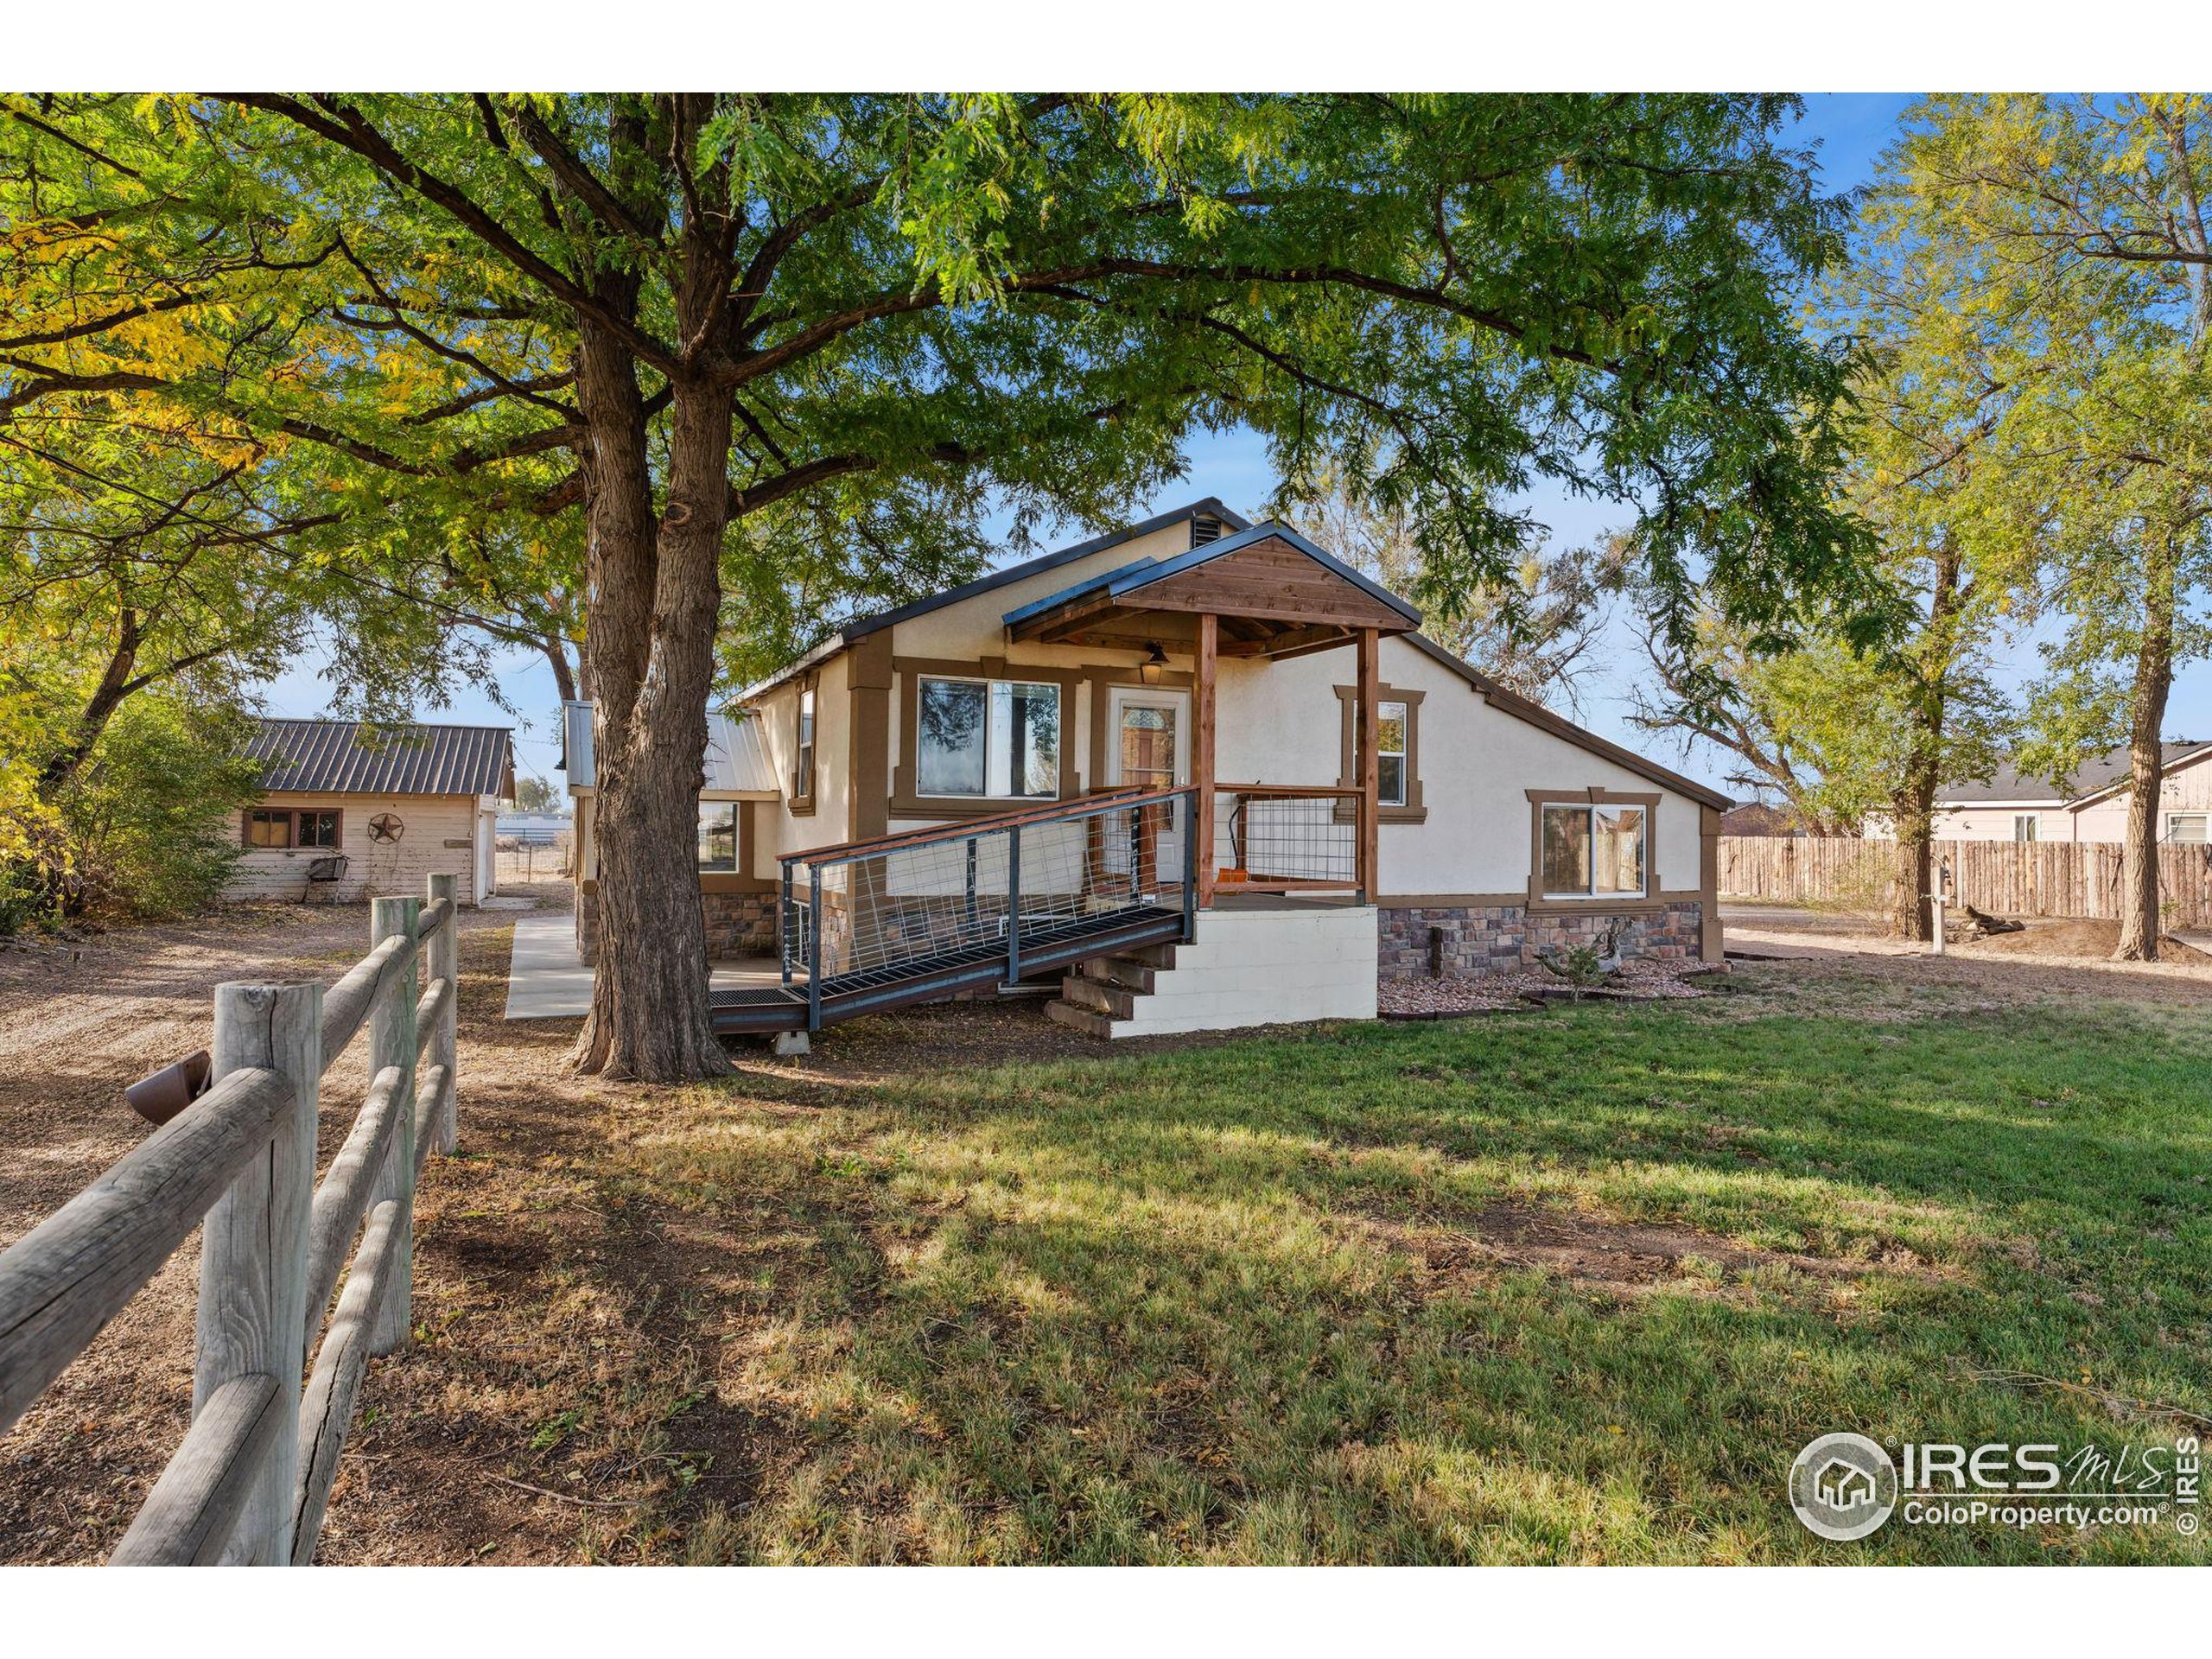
(1719, 835, 2212, 929)
(0, 874, 462, 1565)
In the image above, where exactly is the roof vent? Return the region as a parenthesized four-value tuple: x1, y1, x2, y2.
(1190, 512, 1224, 547)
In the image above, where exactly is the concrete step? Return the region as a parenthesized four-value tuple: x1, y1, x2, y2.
(1116, 940, 1182, 970)
(1045, 997, 1116, 1038)
(1074, 954, 1160, 993)
(1058, 975, 1138, 1019)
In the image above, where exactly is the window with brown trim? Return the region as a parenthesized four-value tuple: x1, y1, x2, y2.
(1335, 683, 1427, 822)
(244, 807, 342, 849)
(789, 680, 818, 816)
(697, 800, 738, 871)
(1524, 788, 1658, 906)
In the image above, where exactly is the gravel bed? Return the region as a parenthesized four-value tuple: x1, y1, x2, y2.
(1378, 957, 1724, 1019)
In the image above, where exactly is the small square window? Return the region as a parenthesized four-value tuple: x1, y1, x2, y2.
(298, 810, 341, 849)
(246, 810, 294, 849)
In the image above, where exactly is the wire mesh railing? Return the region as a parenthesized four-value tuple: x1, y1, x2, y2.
(1211, 785, 1362, 893)
(779, 786, 1198, 1024)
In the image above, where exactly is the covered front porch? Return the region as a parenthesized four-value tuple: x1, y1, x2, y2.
(1001, 521, 1423, 910)
(713, 524, 1421, 1040)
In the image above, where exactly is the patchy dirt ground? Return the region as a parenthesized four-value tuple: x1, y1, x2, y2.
(0, 888, 1174, 1564)
(4, 895, 2209, 1562)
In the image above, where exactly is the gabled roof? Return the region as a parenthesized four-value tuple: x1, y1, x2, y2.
(1936, 741, 2211, 808)
(1401, 632, 1732, 810)
(736, 498, 1248, 702)
(1000, 519, 1421, 633)
(247, 719, 514, 799)
(558, 701, 779, 797)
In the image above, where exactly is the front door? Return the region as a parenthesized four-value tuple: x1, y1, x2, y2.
(1106, 687, 1189, 889)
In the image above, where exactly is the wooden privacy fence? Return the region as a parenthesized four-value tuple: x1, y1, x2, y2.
(1719, 836, 2212, 928)
(0, 874, 462, 1565)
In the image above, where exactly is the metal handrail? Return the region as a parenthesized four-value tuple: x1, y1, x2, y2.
(779, 783, 1181, 869)
(778, 785, 1200, 1029)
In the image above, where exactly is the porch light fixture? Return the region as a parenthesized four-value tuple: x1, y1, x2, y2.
(1140, 642, 1167, 684)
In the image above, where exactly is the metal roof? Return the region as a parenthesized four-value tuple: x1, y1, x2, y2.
(1001, 519, 1423, 632)
(735, 499, 1249, 703)
(559, 701, 779, 796)
(1936, 741, 2210, 806)
(248, 719, 514, 799)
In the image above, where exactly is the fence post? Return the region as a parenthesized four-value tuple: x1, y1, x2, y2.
(805, 868, 823, 1033)
(1004, 827, 1023, 987)
(368, 895, 420, 1355)
(426, 872, 458, 1156)
(199, 979, 321, 1565)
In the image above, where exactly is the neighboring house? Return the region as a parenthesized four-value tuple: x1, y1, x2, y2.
(1719, 802, 1809, 837)
(495, 810, 573, 848)
(228, 719, 515, 907)
(1866, 742, 2212, 845)
(563, 500, 1726, 1039)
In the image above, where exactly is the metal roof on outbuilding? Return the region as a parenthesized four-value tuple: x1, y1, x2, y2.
(247, 719, 515, 799)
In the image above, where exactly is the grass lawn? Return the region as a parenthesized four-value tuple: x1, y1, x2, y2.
(558, 972, 2212, 1564)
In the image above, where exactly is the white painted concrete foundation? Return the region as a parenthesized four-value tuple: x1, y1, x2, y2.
(1061, 903, 1377, 1038)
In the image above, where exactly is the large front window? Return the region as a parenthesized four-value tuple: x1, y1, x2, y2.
(1541, 802, 1646, 899)
(916, 676, 1059, 798)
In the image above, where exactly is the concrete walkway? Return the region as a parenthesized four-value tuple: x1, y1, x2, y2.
(503, 909, 782, 1020)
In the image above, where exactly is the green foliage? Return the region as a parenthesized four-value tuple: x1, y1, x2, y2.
(50, 693, 258, 921)
(7, 93, 1878, 692)
(1274, 466, 1630, 713)
(1869, 96, 2212, 769)
(512, 775, 558, 813)
(1535, 939, 1618, 995)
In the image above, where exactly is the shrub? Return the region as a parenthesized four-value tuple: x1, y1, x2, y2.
(53, 697, 261, 921)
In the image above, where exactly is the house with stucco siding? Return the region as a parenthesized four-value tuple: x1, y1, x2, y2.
(564, 500, 1726, 1039)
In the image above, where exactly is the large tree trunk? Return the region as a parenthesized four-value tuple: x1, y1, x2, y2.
(568, 100, 736, 1082)
(1886, 546, 1961, 942)
(1888, 781, 1936, 941)
(2113, 540, 2177, 962)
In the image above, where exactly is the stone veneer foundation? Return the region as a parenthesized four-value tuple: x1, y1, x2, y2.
(577, 881, 779, 966)
(1378, 899, 1704, 978)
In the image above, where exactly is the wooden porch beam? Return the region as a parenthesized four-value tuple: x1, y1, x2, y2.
(1357, 626, 1379, 905)
(1194, 612, 1217, 912)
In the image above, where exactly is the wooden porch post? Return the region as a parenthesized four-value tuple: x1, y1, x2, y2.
(1194, 613, 1218, 911)
(1357, 626, 1379, 904)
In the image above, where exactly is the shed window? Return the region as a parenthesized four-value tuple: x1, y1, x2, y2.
(1541, 803, 1646, 899)
(2013, 814, 2039, 842)
(2169, 813, 2208, 845)
(697, 801, 738, 872)
(916, 676, 1059, 799)
(245, 807, 342, 849)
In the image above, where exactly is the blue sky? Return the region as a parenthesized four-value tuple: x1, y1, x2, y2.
(257, 94, 2209, 794)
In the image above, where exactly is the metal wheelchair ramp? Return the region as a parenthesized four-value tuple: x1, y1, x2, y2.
(713, 787, 1198, 1037)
